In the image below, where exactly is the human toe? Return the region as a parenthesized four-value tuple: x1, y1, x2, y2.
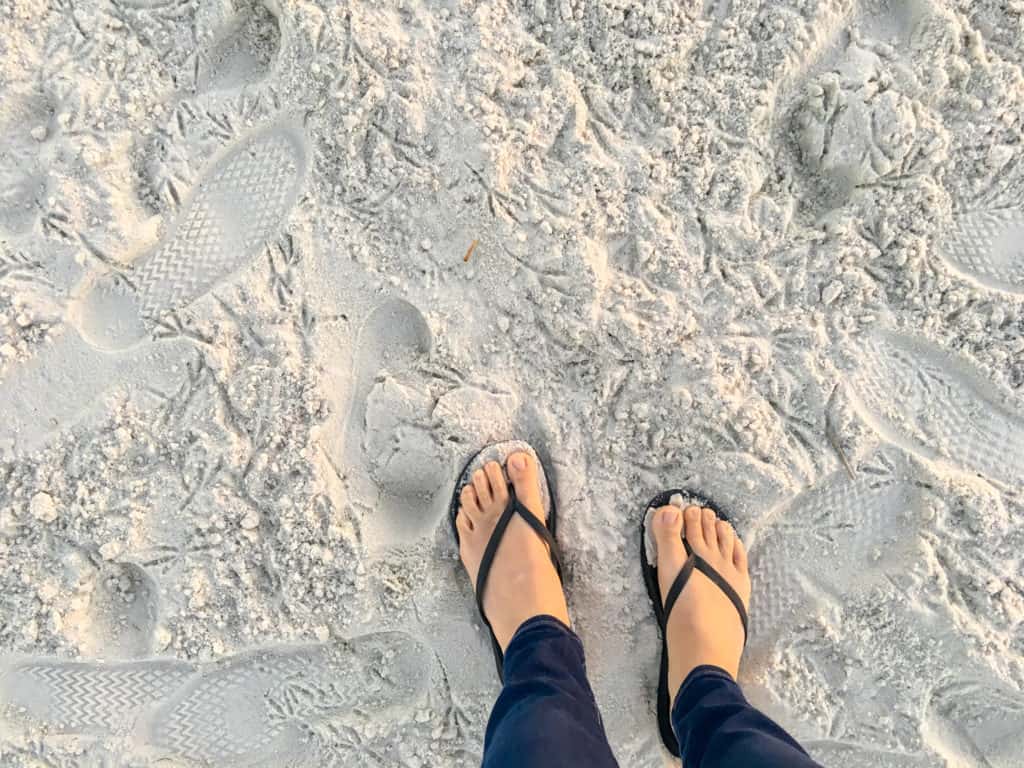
(507, 452, 544, 518)
(683, 505, 705, 547)
(699, 507, 719, 552)
(652, 504, 683, 548)
(716, 520, 735, 560)
(472, 468, 494, 508)
(460, 485, 480, 520)
(484, 461, 509, 507)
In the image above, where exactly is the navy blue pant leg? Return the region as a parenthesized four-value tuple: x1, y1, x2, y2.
(482, 615, 620, 768)
(671, 665, 823, 767)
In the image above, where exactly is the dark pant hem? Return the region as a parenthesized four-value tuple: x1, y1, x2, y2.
(482, 614, 619, 768)
(670, 664, 823, 768)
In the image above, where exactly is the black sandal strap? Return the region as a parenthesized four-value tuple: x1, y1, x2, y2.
(511, 497, 563, 578)
(474, 497, 519, 625)
(693, 556, 749, 643)
(663, 551, 749, 645)
(662, 555, 695, 623)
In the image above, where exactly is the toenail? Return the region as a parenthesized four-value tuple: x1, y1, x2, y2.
(661, 507, 679, 526)
(509, 453, 526, 471)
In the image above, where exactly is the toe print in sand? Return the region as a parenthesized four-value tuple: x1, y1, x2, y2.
(848, 330, 1024, 487)
(70, 121, 308, 351)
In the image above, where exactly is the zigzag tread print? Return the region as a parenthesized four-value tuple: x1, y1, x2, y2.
(748, 467, 924, 654)
(134, 124, 308, 315)
(69, 122, 308, 352)
(0, 659, 194, 733)
(940, 206, 1024, 294)
(848, 330, 1024, 486)
(2, 633, 433, 765)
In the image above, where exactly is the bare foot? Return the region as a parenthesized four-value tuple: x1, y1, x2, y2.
(650, 504, 751, 701)
(455, 451, 569, 650)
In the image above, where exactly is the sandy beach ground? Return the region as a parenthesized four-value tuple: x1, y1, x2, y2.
(0, 0, 1022, 765)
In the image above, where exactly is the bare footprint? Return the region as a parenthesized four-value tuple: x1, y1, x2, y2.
(0, 329, 191, 457)
(0, 89, 57, 237)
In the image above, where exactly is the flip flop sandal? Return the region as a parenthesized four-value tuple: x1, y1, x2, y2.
(449, 440, 564, 682)
(640, 489, 749, 757)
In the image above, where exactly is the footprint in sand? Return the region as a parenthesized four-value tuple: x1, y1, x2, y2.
(68, 120, 308, 351)
(766, 0, 945, 216)
(341, 298, 449, 540)
(64, 561, 161, 659)
(923, 677, 1024, 768)
(795, 50, 919, 193)
(938, 206, 1024, 294)
(0, 89, 58, 237)
(195, 0, 282, 94)
(0, 632, 435, 765)
(747, 460, 927, 658)
(0, 120, 309, 456)
(847, 330, 1024, 488)
(0, 658, 194, 736)
(0, 329, 191, 457)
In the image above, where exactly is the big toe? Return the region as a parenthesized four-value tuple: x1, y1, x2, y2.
(652, 505, 687, 599)
(507, 451, 544, 520)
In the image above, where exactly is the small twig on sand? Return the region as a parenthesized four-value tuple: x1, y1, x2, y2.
(826, 383, 856, 480)
(463, 239, 479, 262)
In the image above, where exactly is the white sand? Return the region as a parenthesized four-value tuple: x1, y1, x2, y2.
(1, 0, 1023, 765)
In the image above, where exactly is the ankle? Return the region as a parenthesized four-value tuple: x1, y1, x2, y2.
(667, 621, 741, 683)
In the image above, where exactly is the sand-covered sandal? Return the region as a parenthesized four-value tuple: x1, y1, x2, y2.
(640, 489, 749, 756)
(449, 440, 563, 681)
